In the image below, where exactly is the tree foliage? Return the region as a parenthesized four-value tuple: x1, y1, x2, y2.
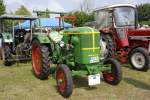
(15, 5, 31, 15)
(67, 11, 94, 27)
(0, 0, 5, 15)
(137, 3, 150, 25)
(37, 9, 50, 18)
(80, 0, 93, 13)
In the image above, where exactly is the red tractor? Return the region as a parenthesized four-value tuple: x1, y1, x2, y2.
(93, 4, 150, 71)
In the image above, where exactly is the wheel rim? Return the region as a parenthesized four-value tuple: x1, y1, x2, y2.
(56, 70, 67, 93)
(131, 52, 145, 69)
(32, 43, 42, 76)
(100, 38, 108, 59)
(103, 72, 115, 81)
(103, 63, 116, 81)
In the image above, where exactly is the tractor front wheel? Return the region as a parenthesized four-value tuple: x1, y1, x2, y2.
(32, 40, 50, 80)
(2, 45, 13, 66)
(56, 64, 73, 98)
(129, 47, 149, 71)
(103, 58, 122, 85)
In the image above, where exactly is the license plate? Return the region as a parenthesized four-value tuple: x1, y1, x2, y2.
(88, 74, 100, 86)
(90, 56, 99, 63)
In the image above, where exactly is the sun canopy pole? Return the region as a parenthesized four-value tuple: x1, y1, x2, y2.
(30, 20, 32, 42)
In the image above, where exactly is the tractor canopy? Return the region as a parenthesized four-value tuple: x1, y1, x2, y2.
(0, 14, 37, 42)
(63, 27, 100, 64)
(94, 4, 137, 29)
(14, 18, 72, 30)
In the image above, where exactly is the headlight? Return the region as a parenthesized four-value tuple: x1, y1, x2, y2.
(60, 41, 65, 47)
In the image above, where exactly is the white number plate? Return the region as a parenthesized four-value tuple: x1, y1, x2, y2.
(90, 56, 99, 63)
(88, 74, 100, 86)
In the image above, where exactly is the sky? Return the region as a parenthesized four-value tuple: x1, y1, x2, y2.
(4, 0, 150, 13)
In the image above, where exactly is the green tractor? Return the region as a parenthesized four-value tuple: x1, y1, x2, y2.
(0, 14, 37, 66)
(32, 26, 122, 98)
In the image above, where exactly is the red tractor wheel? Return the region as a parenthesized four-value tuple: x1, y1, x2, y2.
(32, 40, 50, 80)
(102, 58, 122, 85)
(56, 64, 73, 98)
(129, 47, 150, 71)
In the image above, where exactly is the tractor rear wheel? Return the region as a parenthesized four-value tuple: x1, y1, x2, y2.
(56, 64, 73, 98)
(103, 58, 122, 85)
(32, 40, 50, 80)
(2, 45, 13, 66)
(100, 34, 115, 59)
(129, 47, 149, 71)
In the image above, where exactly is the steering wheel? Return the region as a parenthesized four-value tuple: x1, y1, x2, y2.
(15, 29, 26, 38)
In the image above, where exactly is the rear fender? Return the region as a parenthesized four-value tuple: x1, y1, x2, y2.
(32, 35, 51, 44)
(129, 45, 144, 54)
(1, 33, 13, 43)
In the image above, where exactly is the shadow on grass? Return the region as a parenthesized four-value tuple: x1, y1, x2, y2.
(73, 76, 98, 90)
(73, 76, 88, 88)
(124, 77, 150, 91)
(30, 69, 49, 81)
(122, 63, 132, 69)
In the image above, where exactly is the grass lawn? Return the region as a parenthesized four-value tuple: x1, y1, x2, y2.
(0, 61, 150, 100)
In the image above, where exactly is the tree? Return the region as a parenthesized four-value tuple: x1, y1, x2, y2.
(80, 0, 94, 13)
(67, 11, 94, 27)
(0, 0, 5, 15)
(15, 5, 31, 15)
(38, 9, 50, 18)
(137, 3, 150, 25)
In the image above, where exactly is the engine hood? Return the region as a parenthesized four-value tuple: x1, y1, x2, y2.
(128, 28, 150, 36)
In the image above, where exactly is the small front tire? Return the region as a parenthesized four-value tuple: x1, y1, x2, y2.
(56, 64, 73, 98)
(103, 58, 122, 85)
(2, 45, 13, 66)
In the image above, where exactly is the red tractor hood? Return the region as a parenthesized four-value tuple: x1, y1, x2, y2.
(128, 28, 150, 36)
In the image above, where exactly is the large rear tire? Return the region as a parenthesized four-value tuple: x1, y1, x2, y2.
(56, 64, 73, 98)
(129, 47, 149, 71)
(32, 40, 50, 80)
(103, 58, 122, 85)
(100, 34, 115, 59)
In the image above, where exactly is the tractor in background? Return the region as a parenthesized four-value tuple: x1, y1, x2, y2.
(31, 13, 122, 97)
(0, 14, 37, 66)
(93, 4, 150, 71)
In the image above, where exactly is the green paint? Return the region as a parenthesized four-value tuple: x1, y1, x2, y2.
(33, 34, 50, 43)
(33, 26, 113, 77)
(63, 27, 100, 64)
(1, 32, 13, 42)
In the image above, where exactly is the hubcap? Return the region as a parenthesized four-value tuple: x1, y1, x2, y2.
(57, 70, 66, 93)
(131, 52, 145, 69)
(103, 71, 115, 81)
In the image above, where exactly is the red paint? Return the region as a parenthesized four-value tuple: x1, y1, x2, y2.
(56, 70, 67, 93)
(103, 72, 115, 81)
(32, 43, 42, 76)
(128, 28, 150, 36)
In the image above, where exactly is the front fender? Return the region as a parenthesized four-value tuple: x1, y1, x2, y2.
(1, 33, 13, 43)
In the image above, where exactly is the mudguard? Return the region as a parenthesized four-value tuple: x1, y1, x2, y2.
(1, 33, 13, 43)
(32, 34, 51, 44)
